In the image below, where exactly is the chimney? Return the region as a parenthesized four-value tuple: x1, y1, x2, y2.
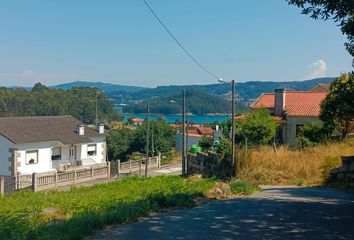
(77, 125, 85, 135)
(98, 124, 105, 134)
(274, 88, 286, 116)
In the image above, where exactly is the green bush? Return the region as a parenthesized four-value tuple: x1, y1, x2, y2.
(229, 179, 258, 195)
(321, 156, 341, 181)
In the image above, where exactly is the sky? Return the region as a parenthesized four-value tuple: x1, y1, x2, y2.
(0, 0, 352, 87)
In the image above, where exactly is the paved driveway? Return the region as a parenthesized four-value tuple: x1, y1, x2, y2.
(89, 186, 354, 240)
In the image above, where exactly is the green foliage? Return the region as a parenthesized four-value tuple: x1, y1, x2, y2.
(133, 119, 176, 155)
(214, 137, 232, 160)
(320, 73, 354, 138)
(296, 123, 328, 147)
(198, 135, 214, 152)
(107, 119, 175, 161)
(321, 156, 341, 181)
(0, 83, 120, 124)
(287, 0, 354, 64)
(236, 109, 278, 146)
(0, 176, 216, 240)
(107, 128, 135, 161)
(229, 179, 258, 195)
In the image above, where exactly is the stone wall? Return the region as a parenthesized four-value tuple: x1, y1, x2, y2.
(330, 156, 354, 188)
(187, 152, 221, 175)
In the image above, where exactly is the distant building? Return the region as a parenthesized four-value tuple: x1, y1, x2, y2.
(175, 125, 222, 152)
(250, 89, 328, 146)
(0, 115, 106, 176)
(131, 118, 144, 126)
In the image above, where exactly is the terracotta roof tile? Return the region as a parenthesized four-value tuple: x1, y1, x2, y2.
(251, 92, 327, 117)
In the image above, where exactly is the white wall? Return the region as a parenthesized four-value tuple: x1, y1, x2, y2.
(286, 116, 321, 146)
(80, 137, 106, 164)
(0, 135, 14, 176)
(15, 141, 60, 175)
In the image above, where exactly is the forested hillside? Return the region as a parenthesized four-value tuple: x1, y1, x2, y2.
(124, 89, 248, 115)
(0, 83, 120, 124)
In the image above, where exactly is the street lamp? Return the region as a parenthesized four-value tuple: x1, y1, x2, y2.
(218, 79, 236, 176)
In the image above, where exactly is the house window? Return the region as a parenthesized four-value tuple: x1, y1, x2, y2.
(296, 124, 304, 136)
(26, 150, 38, 165)
(87, 144, 97, 156)
(51, 147, 61, 160)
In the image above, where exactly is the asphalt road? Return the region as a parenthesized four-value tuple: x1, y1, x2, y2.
(148, 162, 182, 177)
(89, 185, 354, 240)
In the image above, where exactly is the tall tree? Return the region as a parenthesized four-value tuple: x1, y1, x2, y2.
(287, 0, 354, 64)
(320, 72, 354, 138)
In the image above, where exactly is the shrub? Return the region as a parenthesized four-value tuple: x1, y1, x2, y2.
(229, 179, 258, 195)
(236, 109, 278, 146)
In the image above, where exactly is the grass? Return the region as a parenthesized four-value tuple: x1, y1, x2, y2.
(229, 179, 259, 195)
(238, 139, 354, 186)
(0, 176, 216, 240)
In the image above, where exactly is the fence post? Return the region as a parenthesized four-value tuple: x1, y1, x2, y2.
(117, 160, 120, 179)
(107, 161, 111, 179)
(32, 173, 37, 192)
(139, 161, 142, 177)
(0, 177, 4, 196)
(74, 169, 77, 185)
(55, 172, 58, 189)
(91, 166, 94, 182)
(158, 152, 161, 168)
(129, 160, 132, 173)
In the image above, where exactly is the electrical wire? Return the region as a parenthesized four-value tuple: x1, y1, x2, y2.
(142, 0, 221, 80)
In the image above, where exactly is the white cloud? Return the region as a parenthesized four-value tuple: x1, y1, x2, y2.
(21, 69, 36, 78)
(306, 59, 327, 79)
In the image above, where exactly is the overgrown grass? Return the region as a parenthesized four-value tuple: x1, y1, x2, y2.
(0, 176, 216, 240)
(229, 179, 259, 195)
(238, 139, 354, 186)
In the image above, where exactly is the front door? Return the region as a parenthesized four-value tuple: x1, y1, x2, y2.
(69, 146, 76, 162)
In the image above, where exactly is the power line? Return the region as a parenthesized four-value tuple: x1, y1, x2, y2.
(142, 0, 221, 80)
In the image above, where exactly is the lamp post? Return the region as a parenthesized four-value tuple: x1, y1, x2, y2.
(218, 79, 236, 175)
(145, 101, 150, 178)
(181, 89, 186, 176)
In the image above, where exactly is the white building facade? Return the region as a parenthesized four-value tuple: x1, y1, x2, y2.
(0, 116, 107, 176)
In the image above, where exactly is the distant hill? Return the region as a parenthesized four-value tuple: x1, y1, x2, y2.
(4, 77, 335, 115)
(106, 77, 334, 104)
(51, 81, 148, 93)
(123, 89, 249, 115)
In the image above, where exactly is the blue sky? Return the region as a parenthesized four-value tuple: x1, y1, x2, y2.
(0, 0, 352, 87)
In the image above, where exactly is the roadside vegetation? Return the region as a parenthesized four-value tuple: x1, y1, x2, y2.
(0, 176, 256, 240)
(237, 139, 354, 186)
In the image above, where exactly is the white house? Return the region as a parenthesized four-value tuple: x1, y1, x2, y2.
(0, 115, 106, 176)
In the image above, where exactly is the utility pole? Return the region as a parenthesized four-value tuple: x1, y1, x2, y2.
(182, 89, 186, 176)
(231, 80, 236, 175)
(95, 91, 99, 128)
(145, 101, 150, 178)
(151, 121, 155, 156)
(218, 79, 236, 176)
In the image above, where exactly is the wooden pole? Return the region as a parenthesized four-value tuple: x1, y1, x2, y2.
(145, 101, 150, 178)
(231, 80, 236, 176)
(182, 89, 186, 176)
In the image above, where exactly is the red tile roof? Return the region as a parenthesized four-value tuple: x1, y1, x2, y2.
(196, 126, 213, 136)
(132, 118, 144, 123)
(251, 91, 328, 117)
(250, 93, 275, 109)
